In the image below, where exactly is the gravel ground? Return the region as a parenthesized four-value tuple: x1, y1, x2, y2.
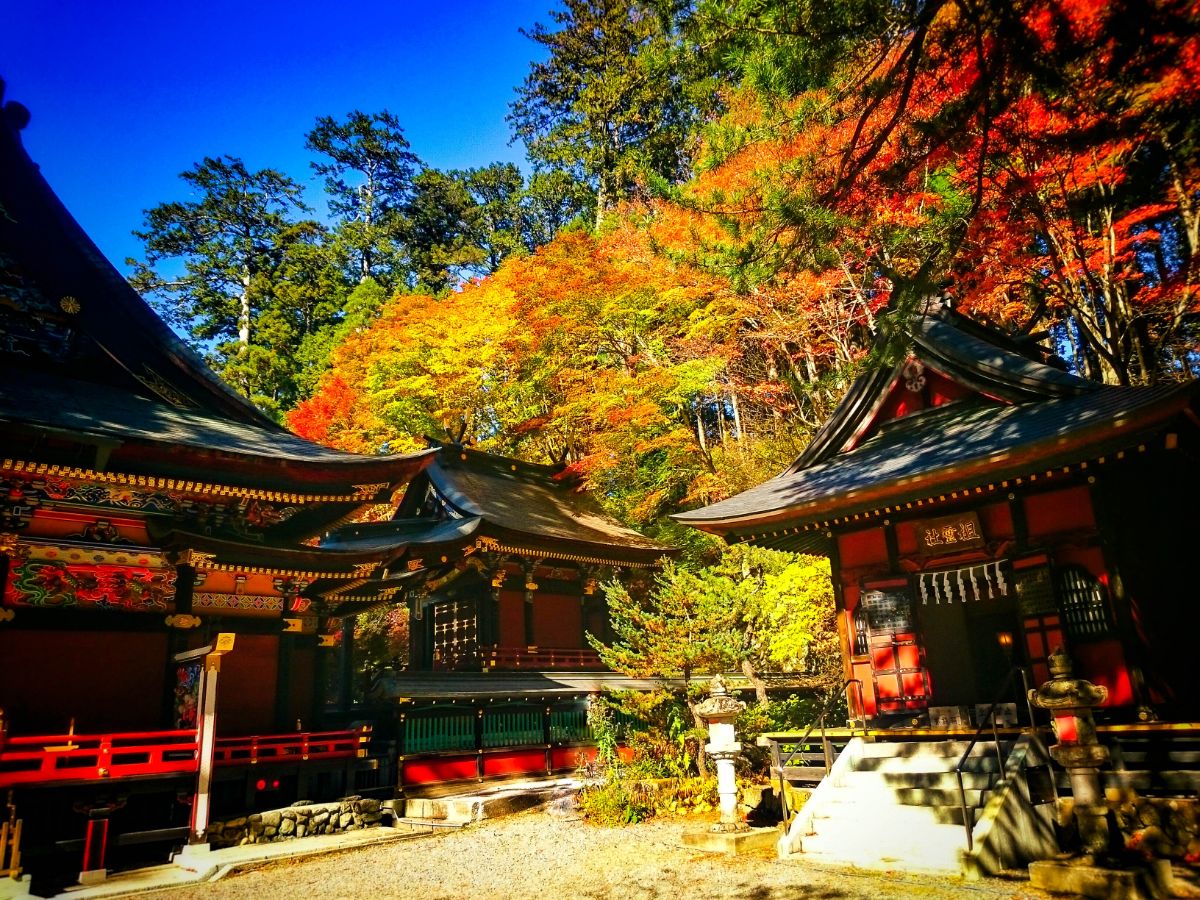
(141, 809, 1054, 900)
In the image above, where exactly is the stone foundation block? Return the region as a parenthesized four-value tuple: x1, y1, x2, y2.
(1029, 859, 1174, 899)
(681, 826, 779, 855)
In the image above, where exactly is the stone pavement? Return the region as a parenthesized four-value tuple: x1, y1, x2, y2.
(0, 823, 430, 900)
(0, 777, 577, 899)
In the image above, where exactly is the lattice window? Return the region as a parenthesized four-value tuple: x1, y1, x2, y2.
(852, 604, 869, 656)
(431, 599, 479, 670)
(1056, 566, 1112, 641)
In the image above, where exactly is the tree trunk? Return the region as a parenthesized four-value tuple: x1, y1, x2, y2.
(687, 698, 710, 778)
(238, 270, 252, 353)
(730, 388, 743, 443)
(595, 176, 608, 232)
(741, 658, 770, 707)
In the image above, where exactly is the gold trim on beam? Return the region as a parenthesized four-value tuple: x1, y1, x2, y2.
(179, 548, 375, 580)
(2, 459, 389, 504)
(322, 578, 372, 598)
(472, 536, 658, 569)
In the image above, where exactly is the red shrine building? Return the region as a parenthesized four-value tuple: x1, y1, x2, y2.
(676, 300, 1200, 874)
(0, 87, 668, 888)
(324, 442, 667, 675)
(677, 301, 1200, 726)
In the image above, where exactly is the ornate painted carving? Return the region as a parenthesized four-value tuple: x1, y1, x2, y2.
(134, 365, 196, 409)
(192, 592, 283, 612)
(352, 483, 389, 499)
(4, 560, 176, 611)
(0, 474, 299, 536)
(0, 252, 76, 361)
(903, 358, 927, 393)
(165, 613, 202, 629)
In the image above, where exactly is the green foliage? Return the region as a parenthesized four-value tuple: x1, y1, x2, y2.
(353, 606, 410, 701)
(605, 689, 702, 779)
(650, 776, 718, 817)
(587, 694, 622, 774)
(592, 546, 838, 695)
(590, 560, 740, 682)
(577, 778, 656, 825)
(305, 109, 421, 286)
(509, 0, 701, 227)
(129, 155, 328, 408)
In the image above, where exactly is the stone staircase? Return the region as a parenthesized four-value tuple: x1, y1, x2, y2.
(780, 735, 1059, 876)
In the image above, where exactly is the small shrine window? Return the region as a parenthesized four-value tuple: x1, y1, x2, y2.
(861, 586, 915, 635)
(852, 604, 869, 656)
(1055, 566, 1112, 641)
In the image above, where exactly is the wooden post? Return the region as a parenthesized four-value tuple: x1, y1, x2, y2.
(339, 618, 354, 713)
(1, 790, 21, 881)
(188, 633, 236, 846)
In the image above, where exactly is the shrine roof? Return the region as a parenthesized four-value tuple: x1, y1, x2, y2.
(322, 445, 672, 566)
(155, 529, 397, 572)
(0, 90, 278, 427)
(788, 304, 1098, 473)
(319, 516, 482, 554)
(425, 445, 670, 556)
(0, 368, 436, 490)
(0, 86, 435, 493)
(675, 302, 1199, 535)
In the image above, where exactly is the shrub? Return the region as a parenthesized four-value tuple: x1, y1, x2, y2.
(578, 779, 655, 826)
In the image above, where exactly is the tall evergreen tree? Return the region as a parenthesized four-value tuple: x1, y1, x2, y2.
(130, 155, 311, 408)
(401, 169, 481, 294)
(305, 110, 422, 286)
(508, 0, 697, 229)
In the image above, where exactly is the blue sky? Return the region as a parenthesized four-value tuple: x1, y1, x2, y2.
(4, 0, 551, 271)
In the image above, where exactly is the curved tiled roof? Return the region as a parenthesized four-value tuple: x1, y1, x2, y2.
(675, 301, 1197, 534)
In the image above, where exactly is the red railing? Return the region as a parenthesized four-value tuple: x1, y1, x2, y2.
(0, 726, 370, 789)
(484, 645, 605, 670)
(0, 729, 199, 788)
(214, 727, 370, 765)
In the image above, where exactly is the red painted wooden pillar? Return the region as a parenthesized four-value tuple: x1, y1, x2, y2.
(75, 799, 124, 885)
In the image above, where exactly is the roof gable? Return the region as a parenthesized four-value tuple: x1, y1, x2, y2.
(0, 87, 276, 427)
(787, 302, 1097, 473)
(674, 301, 1195, 535)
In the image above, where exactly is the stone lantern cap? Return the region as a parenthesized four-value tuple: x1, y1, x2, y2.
(1029, 648, 1108, 711)
(695, 674, 746, 721)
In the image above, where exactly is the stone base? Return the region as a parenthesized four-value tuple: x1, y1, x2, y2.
(1029, 858, 1174, 900)
(0, 877, 32, 900)
(77, 869, 107, 886)
(682, 825, 779, 855)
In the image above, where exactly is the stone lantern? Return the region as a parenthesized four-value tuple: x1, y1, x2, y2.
(694, 675, 747, 834)
(681, 675, 777, 854)
(1027, 647, 1110, 855)
(1027, 648, 1175, 898)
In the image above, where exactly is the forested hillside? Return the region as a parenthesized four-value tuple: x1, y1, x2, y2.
(133, 0, 1200, 545)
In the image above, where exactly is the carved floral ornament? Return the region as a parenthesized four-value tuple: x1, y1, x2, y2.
(902, 358, 927, 392)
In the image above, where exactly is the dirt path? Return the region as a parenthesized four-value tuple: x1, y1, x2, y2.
(142, 809, 1052, 900)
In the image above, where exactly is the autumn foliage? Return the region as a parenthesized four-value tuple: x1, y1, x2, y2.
(292, 0, 1199, 537)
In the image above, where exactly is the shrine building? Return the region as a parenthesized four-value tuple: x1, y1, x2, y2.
(0, 85, 668, 888)
(323, 440, 667, 675)
(675, 299, 1200, 875)
(676, 299, 1200, 726)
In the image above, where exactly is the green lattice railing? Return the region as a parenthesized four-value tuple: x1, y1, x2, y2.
(404, 710, 476, 753)
(482, 707, 543, 748)
(549, 708, 592, 743)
